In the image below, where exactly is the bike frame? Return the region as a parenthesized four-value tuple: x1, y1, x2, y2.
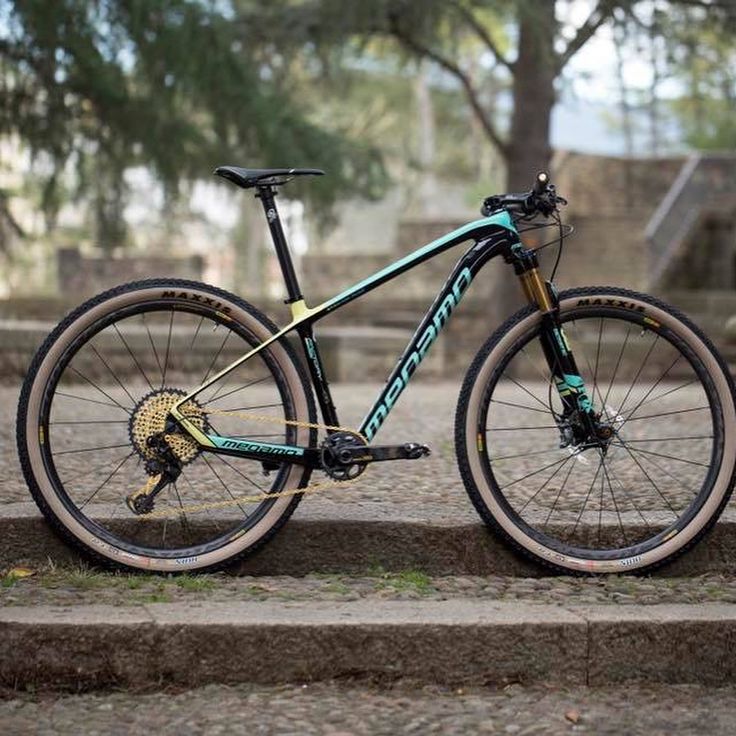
(170, 187, 590, 468)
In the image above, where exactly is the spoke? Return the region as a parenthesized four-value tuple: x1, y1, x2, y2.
(602, 324, 632, 411)
(571, 454, 604, 536)
(89, 344, 138, 407)
(592, 317, 604, 411)
(500, 455, 572, 491)
(205, 374, 274, 406)
(608, 458, 658, 530)
(219, 402, 283, 413)
(543, 454, 577, 528)
(503, 375, 551, 412)
(171, 482, 193, 542)
(215, 455, 267, 494)
(611, 442, 709, 469)
(200, 330, 231, 386)
(490, 398, 552, 415)
(519, 345, 554, 387)
(612, 441, 684, 517)
(142, 313, 164, 381)
(614, 334, 660, 418)
(54, 442, 133, 456)
(600, 456, 628, 545)
(488, 425, 559, 431)
(518, 454, 573, 514)
(617, 350, 683, 426)
(161, 310, 175, 387)
(55, 391, 130, 411)
(68, 366, 132, 413)
(201, 454, 249, 516)
(50, 419, 129, 425)
(60, 453, 135, 484)
(624, 406, 710, 422)
(620, 435, 713, 443)
(179, 470, 223, 533)
(571, 318, 610, 420)
(622, 443, 701, 496)
(189, 315, 205, 350)
(79, 452, 135, 509)
(618, 378, 699, 429)
(113, 323, 154, 392)
(492, 447, 566, 463)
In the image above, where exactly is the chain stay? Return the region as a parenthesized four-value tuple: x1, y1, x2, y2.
(133, 408, 365, 521)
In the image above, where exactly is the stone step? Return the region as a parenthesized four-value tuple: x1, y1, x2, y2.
(2, 600, 736, 689)
(3, 680, 735, 734)
(3, 501, 736, 577)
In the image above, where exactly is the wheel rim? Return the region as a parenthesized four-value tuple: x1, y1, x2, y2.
(37, 300, 299, 558)
(476, 306, 723, 559)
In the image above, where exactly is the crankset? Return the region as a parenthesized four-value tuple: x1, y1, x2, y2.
(320, 431, 430, 481)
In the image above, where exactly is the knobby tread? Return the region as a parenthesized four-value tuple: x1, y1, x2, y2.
(16, 279, 317, 574)
(455, 286, 736, 576)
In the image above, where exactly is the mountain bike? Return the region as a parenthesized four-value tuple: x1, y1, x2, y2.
(17, 167, 736, 574)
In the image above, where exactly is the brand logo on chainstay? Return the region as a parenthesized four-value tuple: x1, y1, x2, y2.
(211, 437, 303, 456)
(362, 267, 472, 440)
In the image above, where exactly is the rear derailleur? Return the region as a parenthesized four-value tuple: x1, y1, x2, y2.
(126, 432, 182, 515)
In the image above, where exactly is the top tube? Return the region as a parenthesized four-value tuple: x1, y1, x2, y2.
(320, 210, 518, 313)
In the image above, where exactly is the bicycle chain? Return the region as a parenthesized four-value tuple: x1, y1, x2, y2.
(133, 408, 367, 521)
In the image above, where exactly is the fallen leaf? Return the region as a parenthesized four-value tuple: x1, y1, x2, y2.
(565, 709, 581, 724)
(7, 567, 35, 579)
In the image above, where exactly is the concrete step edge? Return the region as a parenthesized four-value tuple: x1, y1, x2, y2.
(2, 503, 735, 577)
(2, 601, 735, 689)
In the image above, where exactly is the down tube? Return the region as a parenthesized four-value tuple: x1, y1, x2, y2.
(358, 254, 485, 442)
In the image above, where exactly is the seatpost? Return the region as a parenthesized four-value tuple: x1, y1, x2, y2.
(255, 186, 303, 304)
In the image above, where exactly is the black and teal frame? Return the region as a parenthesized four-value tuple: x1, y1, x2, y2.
(170, 185, 594, 468)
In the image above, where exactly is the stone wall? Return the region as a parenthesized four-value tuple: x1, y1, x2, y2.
(57, 248, 204, 297)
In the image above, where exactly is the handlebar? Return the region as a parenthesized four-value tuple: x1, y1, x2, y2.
(481, 171, 566, 218)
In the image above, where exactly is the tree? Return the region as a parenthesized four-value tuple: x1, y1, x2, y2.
(0, 0, 386, 252)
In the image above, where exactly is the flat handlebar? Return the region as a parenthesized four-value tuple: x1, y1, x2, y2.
(481, 171, 565, 218)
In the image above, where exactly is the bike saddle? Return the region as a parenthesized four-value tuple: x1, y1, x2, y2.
(215, 166, 325, 189)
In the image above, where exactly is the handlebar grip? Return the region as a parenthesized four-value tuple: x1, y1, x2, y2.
(532, 171, 549, 196)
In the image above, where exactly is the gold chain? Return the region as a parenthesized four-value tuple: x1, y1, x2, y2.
(133, 408, 366, 521)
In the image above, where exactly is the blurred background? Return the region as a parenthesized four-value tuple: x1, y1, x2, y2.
(1, 0, 735, 383)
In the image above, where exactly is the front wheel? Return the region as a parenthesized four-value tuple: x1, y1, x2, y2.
(456, 287, 736, 574)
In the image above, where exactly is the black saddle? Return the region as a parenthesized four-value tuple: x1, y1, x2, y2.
(214, 166, 324, 189)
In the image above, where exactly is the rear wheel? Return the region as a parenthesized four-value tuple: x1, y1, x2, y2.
(456, 287, 736, 574)
(17, 279, 316, 573)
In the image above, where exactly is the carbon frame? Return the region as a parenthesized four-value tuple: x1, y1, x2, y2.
(170, 210, 521, 465)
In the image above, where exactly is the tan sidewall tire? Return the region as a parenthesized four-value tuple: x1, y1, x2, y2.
(463, 291, 736, 574)
(23, 284, 312, 572)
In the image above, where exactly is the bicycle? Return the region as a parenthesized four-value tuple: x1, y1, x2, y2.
(17, 167, 736, 574)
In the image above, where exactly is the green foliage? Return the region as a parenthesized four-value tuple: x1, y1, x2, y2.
(663, 14, 736, 150)
(0, 0, 386, 250)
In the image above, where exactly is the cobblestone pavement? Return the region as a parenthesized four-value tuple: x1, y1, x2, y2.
(4, 567, 736, 607)
(2, 681, 736, 735)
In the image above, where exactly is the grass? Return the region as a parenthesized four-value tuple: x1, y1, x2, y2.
(370, 566, 434, 595)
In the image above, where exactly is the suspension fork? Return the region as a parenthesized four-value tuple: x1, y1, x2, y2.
(511, 246, 596, 427)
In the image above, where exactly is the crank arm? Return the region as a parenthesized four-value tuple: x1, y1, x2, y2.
(338, 443, 431, 464)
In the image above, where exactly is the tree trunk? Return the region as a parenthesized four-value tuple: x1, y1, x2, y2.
(505, 0, 557, 191)
(492, 0, 557, 320)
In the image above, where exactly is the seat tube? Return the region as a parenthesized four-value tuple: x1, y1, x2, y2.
(256, 186, 303, 303)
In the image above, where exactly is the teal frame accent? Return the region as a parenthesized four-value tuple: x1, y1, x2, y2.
(171, 209, 520, 463)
